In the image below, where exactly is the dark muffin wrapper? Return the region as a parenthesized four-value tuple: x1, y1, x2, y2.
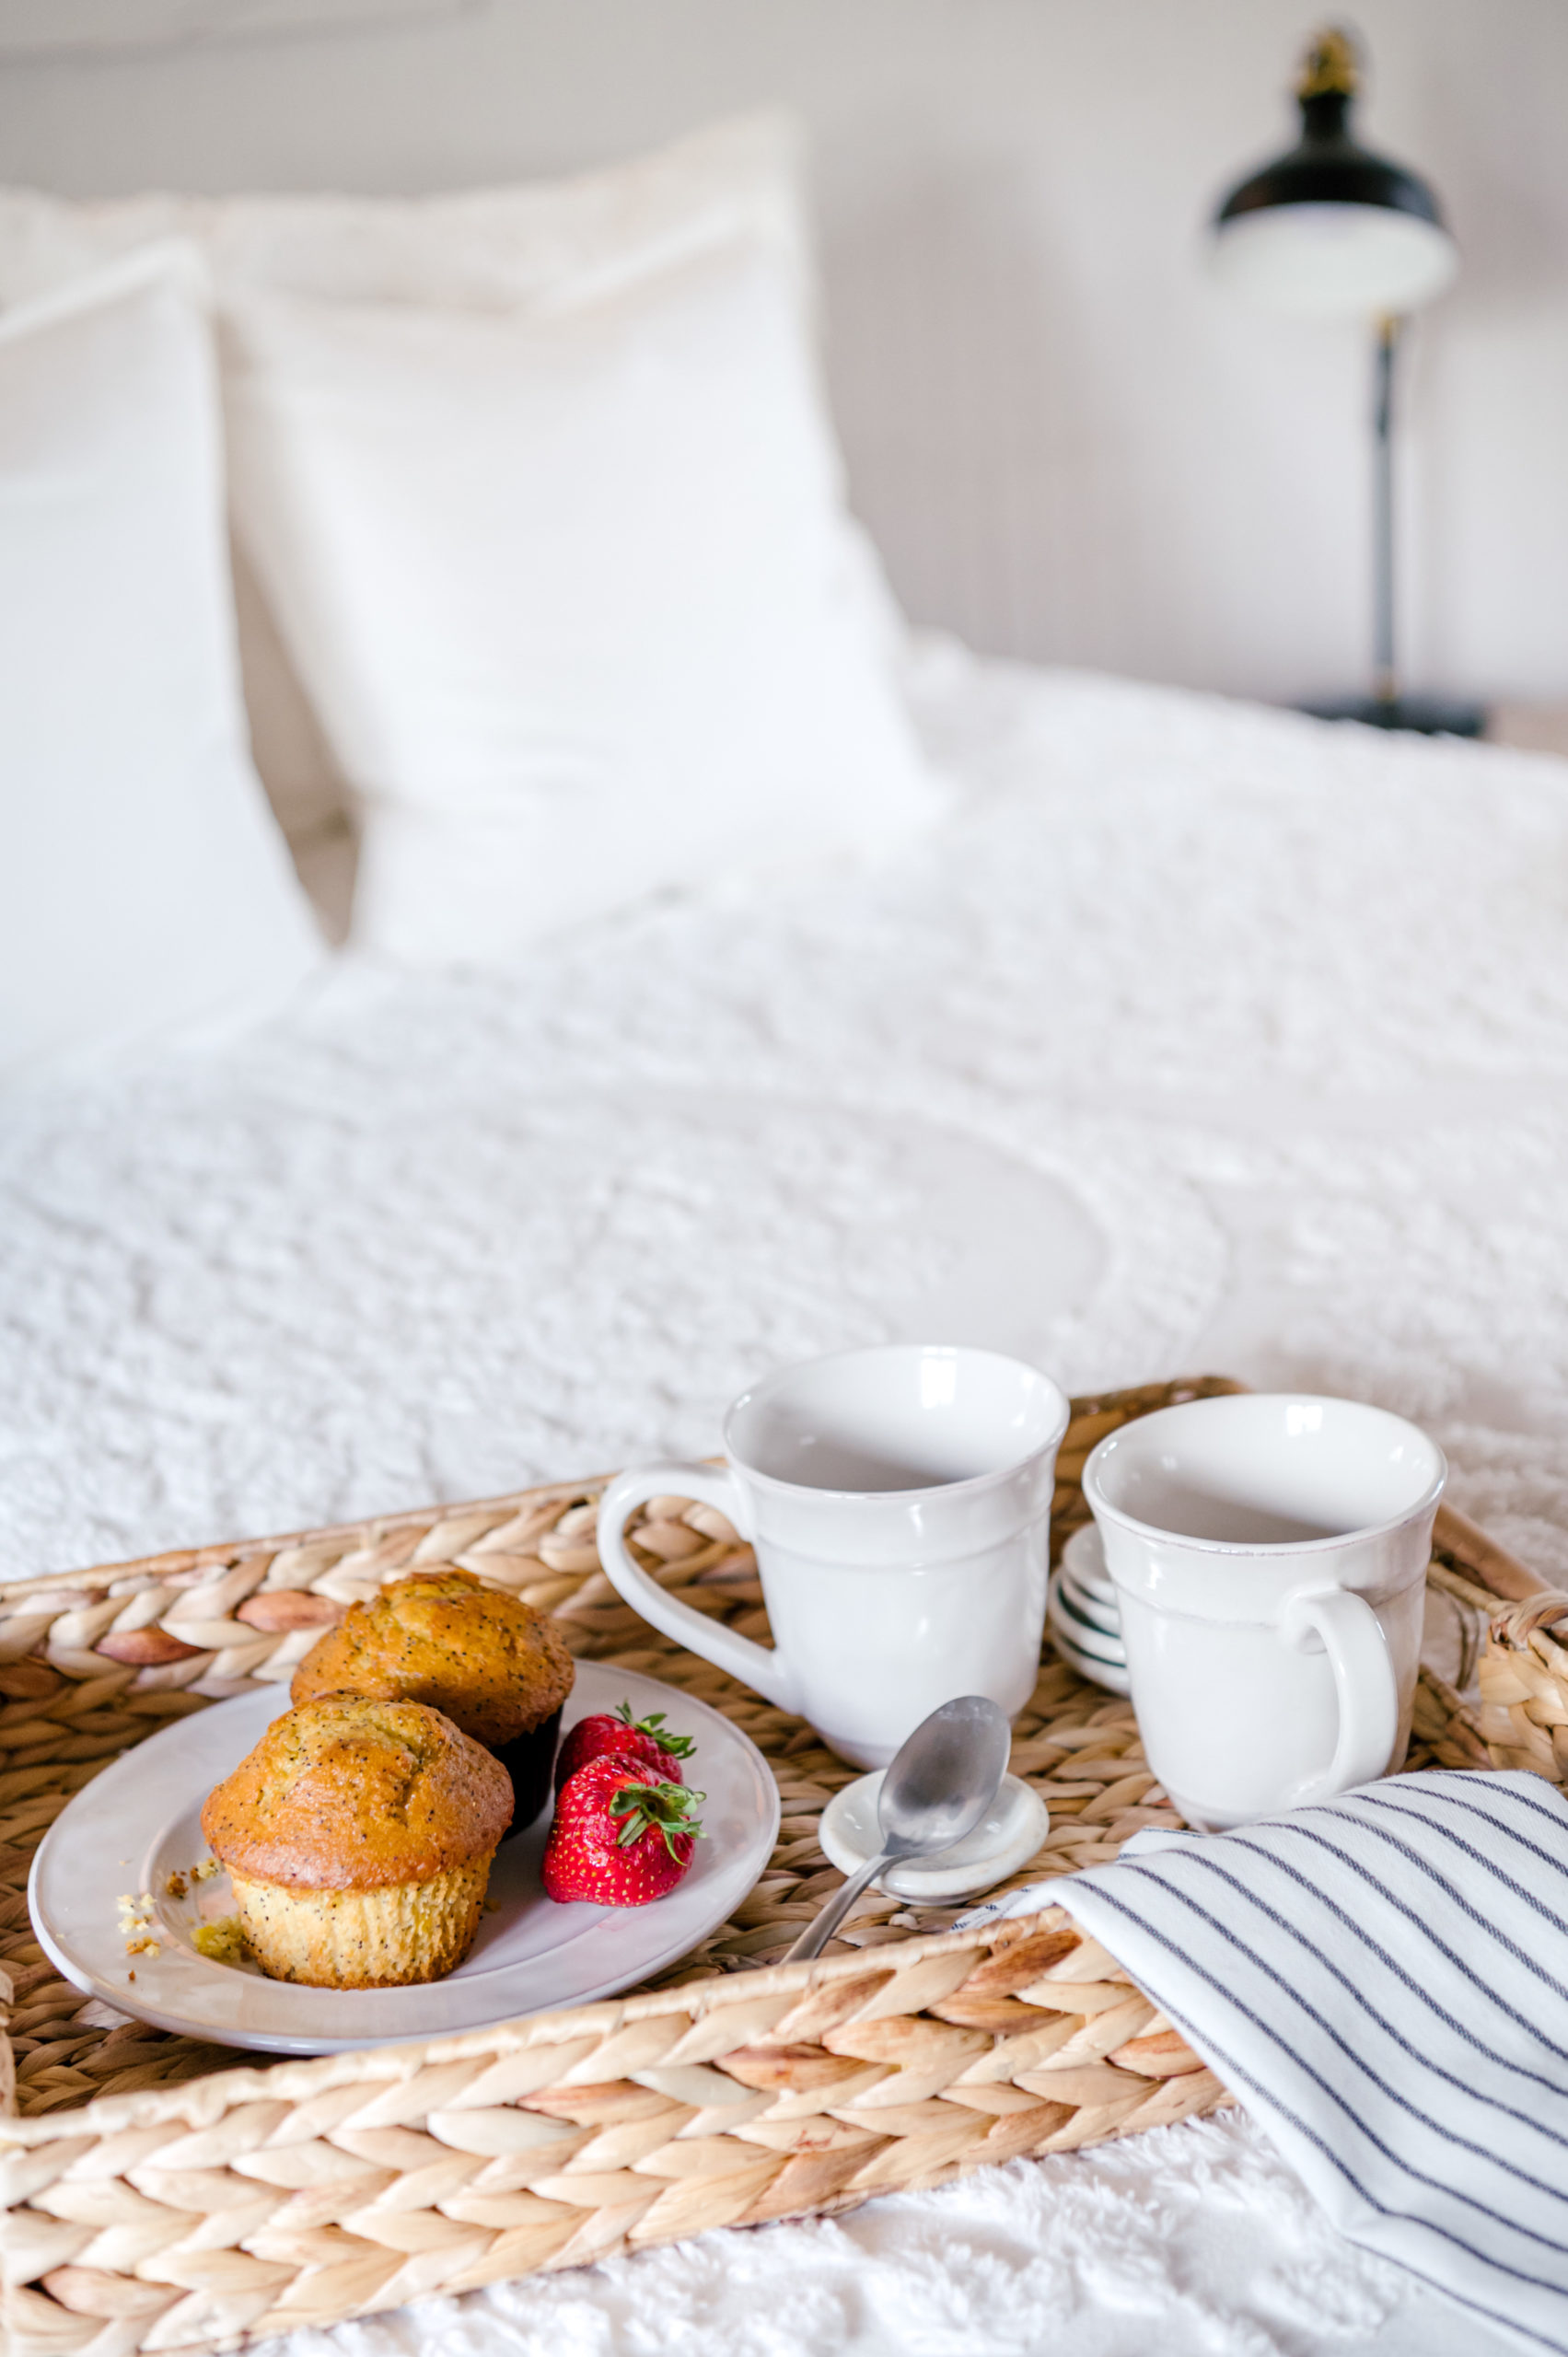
(493, 1709, 563, 1840)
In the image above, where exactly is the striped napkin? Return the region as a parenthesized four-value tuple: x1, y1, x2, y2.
(965, 1770, 1568, 2355)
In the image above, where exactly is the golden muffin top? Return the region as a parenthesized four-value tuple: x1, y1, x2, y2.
(289, 1567, 575, 1747)
(201, 1695, 512, 1891)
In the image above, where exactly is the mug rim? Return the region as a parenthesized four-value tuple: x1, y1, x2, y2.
(1082, 1390, 1446, 1558)
(722, 1342, 1071, 1504)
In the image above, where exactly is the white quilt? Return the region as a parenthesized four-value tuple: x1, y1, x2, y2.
(6, 642, 1567, 2356)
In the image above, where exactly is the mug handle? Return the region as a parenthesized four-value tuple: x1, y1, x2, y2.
(596, 1462, 803, 1715)
(1281, 1585, 1399, 1805)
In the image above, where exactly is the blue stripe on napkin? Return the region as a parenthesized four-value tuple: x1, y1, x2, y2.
(967, 1771, 1568, 2354)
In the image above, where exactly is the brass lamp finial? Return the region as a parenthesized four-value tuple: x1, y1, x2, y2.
(1297, 27, 1360, 101)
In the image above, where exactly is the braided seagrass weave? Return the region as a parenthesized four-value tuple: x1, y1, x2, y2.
(0, 1377, 1521, 2356)
(1480, 1590, 1568, 1782)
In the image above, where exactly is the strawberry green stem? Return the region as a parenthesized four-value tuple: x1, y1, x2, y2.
(609, 1777, 707, 1857)
(614, 1702, 696, 1759)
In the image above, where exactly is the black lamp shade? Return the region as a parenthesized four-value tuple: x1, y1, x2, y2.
(1211, 38, 1458, 318)
(1217, 87, 1446, 233)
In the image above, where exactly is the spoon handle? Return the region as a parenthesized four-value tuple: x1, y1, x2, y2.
(784, 1852, 891, 1964)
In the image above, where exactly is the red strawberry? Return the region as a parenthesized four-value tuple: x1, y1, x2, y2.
(542, 1751, 704, 1906)
(554, 1701, 695, 1795)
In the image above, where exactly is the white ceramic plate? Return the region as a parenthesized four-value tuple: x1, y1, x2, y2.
(29, 1663, 779, 2055)
(1048, 1623, 1132, 1698)
(1048, 1565, 1132, 1696)
(1049, 1575, 1124, 1663)
(1055, 1569, 1121, 1638)
(1062, 1522, 1118, 1604)
(819, 1771, 1050, 1899)
(1052, 1574, 1122, 1648)
(1052, 1640, 1132, 1698)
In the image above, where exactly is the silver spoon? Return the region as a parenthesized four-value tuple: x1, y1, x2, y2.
(784, 1695, 1012, 1963)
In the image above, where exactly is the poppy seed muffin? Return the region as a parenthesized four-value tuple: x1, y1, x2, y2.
(290, 1568, 575, 1834)
(201, 1696, 511, 1988)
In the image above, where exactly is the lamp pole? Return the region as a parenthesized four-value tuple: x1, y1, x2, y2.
(1372, 312, 1399, 708)
(1329, 305, 1480, 733)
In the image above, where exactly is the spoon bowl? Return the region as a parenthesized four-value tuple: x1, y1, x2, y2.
(877, 1693, 1014, 1857)
(785, 1694, 1012, 1961)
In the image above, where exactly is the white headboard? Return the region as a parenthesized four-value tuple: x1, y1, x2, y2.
(2, 0, 1563, 706)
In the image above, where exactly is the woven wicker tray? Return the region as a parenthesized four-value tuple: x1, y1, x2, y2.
(0, 1376, 1532, 2356)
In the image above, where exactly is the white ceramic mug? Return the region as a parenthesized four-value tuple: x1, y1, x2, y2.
(1083, 1392, 1445, 1829)
(597, 1344, 1071, 1768)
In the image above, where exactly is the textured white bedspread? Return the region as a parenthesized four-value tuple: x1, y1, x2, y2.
(7, 641, 1568, 2355)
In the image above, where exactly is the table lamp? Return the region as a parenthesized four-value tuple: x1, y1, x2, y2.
(1210, 28, 1483, 736)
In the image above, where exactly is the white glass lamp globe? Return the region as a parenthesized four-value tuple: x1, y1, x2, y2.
(1211, 201, 1458, 319)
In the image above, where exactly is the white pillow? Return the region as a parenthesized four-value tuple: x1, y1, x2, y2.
(0, 113, 811, 316)
(0, 245, 323, 1081)
(0, 114, 823, 861)
(218, 233, 942, 963)
(0, 116, 939, 963)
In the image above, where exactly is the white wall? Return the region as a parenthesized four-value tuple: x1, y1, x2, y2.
(2, 0, 1563, 705)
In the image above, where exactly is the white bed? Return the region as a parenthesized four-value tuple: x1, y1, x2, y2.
(5, 639, 1566, 2354)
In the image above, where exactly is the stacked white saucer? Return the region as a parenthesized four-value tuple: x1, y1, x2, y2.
(1047, 1522, 1128, 1694)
